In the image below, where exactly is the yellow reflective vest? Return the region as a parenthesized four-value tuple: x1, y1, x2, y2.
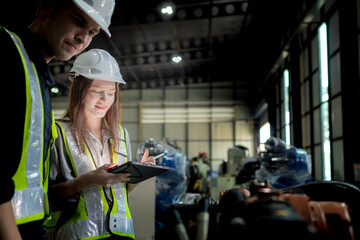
(2, 27, 56, 225)
(47, 121, 134, 240)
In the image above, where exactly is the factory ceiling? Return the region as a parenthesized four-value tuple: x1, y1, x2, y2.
(2, 0, 315, 108)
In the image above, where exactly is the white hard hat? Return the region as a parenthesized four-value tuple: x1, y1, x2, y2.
(72, 0, 115, 37)
(69, 48, 126, 84)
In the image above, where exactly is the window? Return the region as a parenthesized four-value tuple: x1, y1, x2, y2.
(318, 22, 332, 180)
(283, 69, 291, 145)
(141, 106, 234, 123)
(259, 122, 271, 143)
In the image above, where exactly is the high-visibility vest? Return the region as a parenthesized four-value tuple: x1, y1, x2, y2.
(2, 26, 55, 225)
(51, 121, 134, 240)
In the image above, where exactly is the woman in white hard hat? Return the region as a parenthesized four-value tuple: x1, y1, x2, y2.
(46, 49, 155, 240)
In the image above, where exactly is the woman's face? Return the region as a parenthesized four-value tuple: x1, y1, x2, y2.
(83, 79, 116, 119)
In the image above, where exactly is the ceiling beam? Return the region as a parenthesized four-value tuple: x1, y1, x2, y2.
(110, 1, 248, 28)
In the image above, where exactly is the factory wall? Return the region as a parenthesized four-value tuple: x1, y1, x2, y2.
(119, 81, 254, 171)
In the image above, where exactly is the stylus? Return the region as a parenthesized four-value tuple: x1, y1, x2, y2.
(154, 153, 165, 160)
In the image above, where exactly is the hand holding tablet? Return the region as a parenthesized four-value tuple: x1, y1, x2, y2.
(107, 161, 169, 184)
(107, 151, 169, 184)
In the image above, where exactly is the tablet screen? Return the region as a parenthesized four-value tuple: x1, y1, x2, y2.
(108, 162, 169, 183)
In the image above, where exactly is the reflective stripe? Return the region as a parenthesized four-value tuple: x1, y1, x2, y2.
(110, 126, 134, 236)
(11, 187, 44, 221)
(59, 186, 109, 240)
(4, 28, 46, 224)
(110, 183, 134, 235)
(56, 122, 134, 239)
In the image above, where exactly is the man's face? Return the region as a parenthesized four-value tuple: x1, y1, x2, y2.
(42, 5, 101, 61)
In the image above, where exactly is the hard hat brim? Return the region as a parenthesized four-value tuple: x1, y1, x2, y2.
(69, 72, 126, 85)
(73, 0, 112, 37)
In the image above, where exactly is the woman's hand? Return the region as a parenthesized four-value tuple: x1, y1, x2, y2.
(127, 149, 156, 192)
(50, 164, 130, 198)
(91, 164, 131, 188)
(140, 149, 156, 165)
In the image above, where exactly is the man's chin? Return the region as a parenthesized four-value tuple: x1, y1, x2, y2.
(56, 51, 81, 61)
(56, 55, 74, 61)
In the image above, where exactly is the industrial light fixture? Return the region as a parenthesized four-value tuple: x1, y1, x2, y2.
(172, 55, 182, 63)
(159, 2, 176, 16)
(161, 5, 174, 15)
(51, 87, 59, 94)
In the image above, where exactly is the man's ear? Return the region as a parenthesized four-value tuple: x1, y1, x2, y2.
(38, 6, 54, 18)
(35, 0, 55, 19)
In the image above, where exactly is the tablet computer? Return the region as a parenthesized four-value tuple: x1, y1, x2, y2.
(107, 162, 169, 184)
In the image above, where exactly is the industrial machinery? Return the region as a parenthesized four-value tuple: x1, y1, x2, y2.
(237, 137, 311, 189)
(155, 137, 360, 239)
(211, 137, 310, 202)
(209, 146, 248, 201)
(137, 138, 188, 230)
(187, 152, 211, 195)
(156, 181, 359, 240)
(226, 146, 249, 176)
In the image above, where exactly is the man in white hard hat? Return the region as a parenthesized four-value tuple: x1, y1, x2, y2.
(0, 0, 115, 239)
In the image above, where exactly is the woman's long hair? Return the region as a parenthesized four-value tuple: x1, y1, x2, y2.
(60, 76, 120, 155)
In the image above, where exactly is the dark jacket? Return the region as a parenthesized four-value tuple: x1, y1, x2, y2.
(0, 26, 55, 239)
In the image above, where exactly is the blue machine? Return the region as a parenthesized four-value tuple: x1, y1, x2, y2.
(256, 137, 311, 189)
(137, 138, 188, 229)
